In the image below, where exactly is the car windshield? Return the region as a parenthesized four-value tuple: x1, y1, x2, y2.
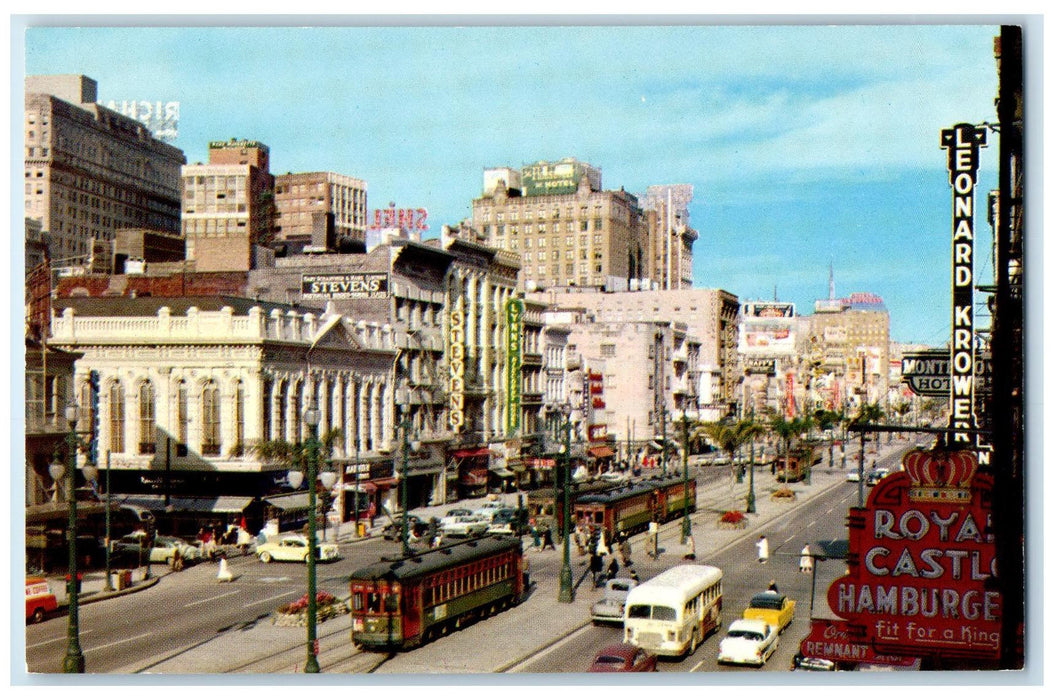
(627, 604, 676, 621)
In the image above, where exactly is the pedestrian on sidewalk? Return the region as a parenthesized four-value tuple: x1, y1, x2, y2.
(542, 526, 556, 550)
(683, 534, 696, 561)
(606, 557, 619, 581)
(573, 526, 586, 556)
(618, 532, 632, 567)
(799, 544, 813, 573)
(767, 579, 779, 593)
(590, 551, 603, 587)
(756, 535, 769, 563)
(529, 520, 541, 550)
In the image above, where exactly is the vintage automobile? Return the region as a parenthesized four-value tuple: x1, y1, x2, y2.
(591, 577, 638, 624)
(440, 515, 490, 538)
(486, 509, 525, 535)
(588, 642, 658, 672)
(256, 535, 339, 563)
(717, 618, 779, 666)
(26, 577, 58, 624)
(866, 466, 891, 486)
(742, 591, 795, 633)
(111, 533, 201, 565)
(382, 515, 428, 541)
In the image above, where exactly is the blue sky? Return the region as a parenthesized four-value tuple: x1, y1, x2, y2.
(20, 22, 1001, 344)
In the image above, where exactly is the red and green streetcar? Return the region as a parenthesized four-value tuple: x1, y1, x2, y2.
(571, 475, 697, 540)
(349, 535, 527, 651)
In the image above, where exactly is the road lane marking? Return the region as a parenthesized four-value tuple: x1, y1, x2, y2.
(244, 590, 297, 608)
(83, 630, 153, 653)
(184, 589, 242, 608)
(27, 629, 93, 650)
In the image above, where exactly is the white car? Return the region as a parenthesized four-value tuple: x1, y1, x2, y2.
(441, 515, 490, 537)
(472, 502, 508, 522)
(846, 469, 861, 482)
(256, 535, 339, 563)
(717, 619, 779, 667)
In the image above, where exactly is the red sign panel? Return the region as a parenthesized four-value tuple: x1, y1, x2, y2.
(799, 619, 918, 666)
(827, 449, 1001, 660)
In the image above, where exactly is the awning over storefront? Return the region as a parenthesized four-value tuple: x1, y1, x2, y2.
(263, 492, 310, 512)
(489, 466, 515, 478)
(452, 447, 491, 459)
(370, 477, 398, 490)
(115, 494, 254, 514)
(588, 446, 615, 459)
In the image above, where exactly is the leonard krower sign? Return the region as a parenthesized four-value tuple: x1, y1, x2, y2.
(827, 449, 1001, 660)
(302, 273, 389, 300)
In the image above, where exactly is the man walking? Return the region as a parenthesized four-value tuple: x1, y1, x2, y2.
(756, 535, 769, 563)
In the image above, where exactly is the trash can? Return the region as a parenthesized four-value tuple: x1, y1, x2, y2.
(112, 570, 131, 591)
(356, 522, 367, 538)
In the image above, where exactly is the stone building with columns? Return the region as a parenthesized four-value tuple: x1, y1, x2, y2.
(48, 296, 396, 527)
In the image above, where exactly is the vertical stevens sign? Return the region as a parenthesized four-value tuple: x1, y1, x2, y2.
(449, 296, 466, 433)
(940, 124, 987, 448)
(505, 299, 524, 434)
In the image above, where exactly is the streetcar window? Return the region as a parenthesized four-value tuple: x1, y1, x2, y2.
(353, 592, 363, 610)
(364, 591, 383, 613)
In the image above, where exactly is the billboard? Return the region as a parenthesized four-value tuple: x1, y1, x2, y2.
(940, 123, 986, 447)
(827, 449, 1001, 661)
(521, 159, 600, 196)
(505, 298, 523, 434)
(301, 272, 389, 300)
(106, 99, 180, 142)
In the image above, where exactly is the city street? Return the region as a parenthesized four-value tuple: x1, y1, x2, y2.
(26, 438, 912, 675)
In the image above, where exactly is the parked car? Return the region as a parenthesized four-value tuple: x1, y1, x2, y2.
(445, 507, 474, 518)
(111, 532, 201, 565)
(472, 501, 508, 521)
(742, 591, 796, 633)
(256, 535, 339, 563)
(717, 619, 779, 666)
(26, 577, 58, 624)
(486, 508, 525, 535)
(588, 642, 658, 672)
(440, 514, 490, 537)
(590, 577, 637, 624)
(382, 515, 428, 541)
(846, 469, 861, 482)
(598, 470, 629, 485)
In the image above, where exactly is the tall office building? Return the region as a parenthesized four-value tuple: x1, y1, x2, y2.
(23, 74, 186, 266)
(180, 138, 275, 271)
(273, 171, 368, 253)
(471, 158, 646, 292)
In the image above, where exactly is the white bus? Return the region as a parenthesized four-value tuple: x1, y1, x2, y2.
(623, 564, 723, 657)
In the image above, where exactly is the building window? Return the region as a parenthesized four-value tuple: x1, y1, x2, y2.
(177, 380, 189, 448)
(201, 380, 221, 456)
(109, 383, 125, 453)
(138, 382, 156, 454)
(233, 380, 245, 454)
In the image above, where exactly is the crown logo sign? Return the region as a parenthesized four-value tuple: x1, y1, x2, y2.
(902, 448, 978, 503)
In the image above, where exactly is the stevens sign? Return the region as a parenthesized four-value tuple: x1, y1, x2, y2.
(827, 449, 1001, 660)
(301, 273, 388, 300)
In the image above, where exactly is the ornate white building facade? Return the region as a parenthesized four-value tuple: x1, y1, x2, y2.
(49, 296, 396, 501)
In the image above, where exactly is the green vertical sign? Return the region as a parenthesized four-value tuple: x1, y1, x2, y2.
(506, 298, 524, 434)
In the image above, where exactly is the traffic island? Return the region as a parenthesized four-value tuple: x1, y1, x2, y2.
(271, 591, 348, 627)
(717, 510, 748, 530)
(770, 486, 797, 502)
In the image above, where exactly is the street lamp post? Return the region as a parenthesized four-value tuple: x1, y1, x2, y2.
(680, 415, 692, 543)
(102, 450, 113, 592)
(557, 403, 574, 603)
(53, 402, 86, 673)
(660, 404, 667, 476)
(398, 417, 422, 558)
(289, 404, 321, 673)
(746, 419, 757, 514)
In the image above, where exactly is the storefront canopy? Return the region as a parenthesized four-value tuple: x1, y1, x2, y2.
(115, 494, 254, 514)
(489, 466, 515, 478)
(588, 446, 615, 459)
(452, 447, 491, 459)
(263, 492, 310, 512)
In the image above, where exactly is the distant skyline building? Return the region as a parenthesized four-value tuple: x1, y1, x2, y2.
(273, 171, 368, 254)
(180, 138, 275, 271)
(23, 74, 186, 266)
(471, 157, 646, 292)
(640, 184, 697, 290)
